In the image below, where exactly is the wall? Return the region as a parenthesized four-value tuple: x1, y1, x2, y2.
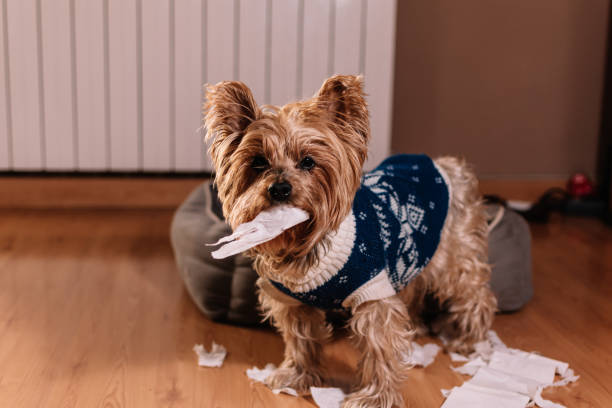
(391, 0, 610, 179)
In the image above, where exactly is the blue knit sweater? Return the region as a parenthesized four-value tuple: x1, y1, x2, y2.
(267, 154, 450, 311)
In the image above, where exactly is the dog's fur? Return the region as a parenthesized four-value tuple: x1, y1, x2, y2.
(204, 75, 497, 408)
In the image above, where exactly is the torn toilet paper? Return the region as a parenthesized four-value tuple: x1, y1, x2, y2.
(245, 363, 277, 383)
(245, 364, 346, 408)
(442, 331, 579, 408)
(449, 352, 469, 363)
(193, 342, 227, 367)
(311, 386, 346, 408)
(208, 205, 309, 259)
(404, 342, 441, 367)
(242, 341, 440, 407)
(193, 331, 576, 407)
(244, 364, 298, 396)
(442, 382, 531, 408)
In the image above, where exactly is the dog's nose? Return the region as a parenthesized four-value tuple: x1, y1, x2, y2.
(268, 182, 292, 202)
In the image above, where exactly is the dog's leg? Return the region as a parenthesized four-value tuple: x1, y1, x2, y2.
(426, 156, 497, 354)
(258, 288, 331, 395)
(440, 268, 496, 354)
(343, 296, 414, 408)
(422, 242, 497, 353)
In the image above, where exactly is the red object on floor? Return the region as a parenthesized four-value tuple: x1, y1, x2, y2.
(567, 173, 594, 197)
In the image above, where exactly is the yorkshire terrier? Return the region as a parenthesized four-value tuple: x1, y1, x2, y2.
(204, 75, 497, 408)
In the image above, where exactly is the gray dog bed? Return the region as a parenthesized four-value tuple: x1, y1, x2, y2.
(171, 181, 533, 325)
(170, 183, 261, 325)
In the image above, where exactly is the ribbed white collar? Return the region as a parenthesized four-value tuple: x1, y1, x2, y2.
(269, 211, 356, 293)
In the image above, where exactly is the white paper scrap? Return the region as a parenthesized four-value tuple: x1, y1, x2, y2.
(449, 352, 469, 362)
(468, 367, 541, 398)
(533, 387, 566, 408)
(442, 383, 530, 408)
(310, 387, 346, 408)
(531, 369, 580, 408)
(245, 364, 299, 397)
(272, 387, 299, 397)
(193, 342, 227, 367)
(245, 365, 346, 407)
(553, 369, 579, 387)
(405, 343, 441, 367)
(487, 330, 510, 352)
(442, 331, 578, 408)
(451, 356, 487, 376)
(208, 205, 310, 259)
(489, 351, 557, 385)
(245, 363, 277, 383)
(469, 330, 510, 361)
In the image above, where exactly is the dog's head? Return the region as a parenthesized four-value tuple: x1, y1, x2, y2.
(204, 75, 369, 260)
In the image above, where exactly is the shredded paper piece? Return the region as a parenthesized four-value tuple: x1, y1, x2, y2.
(193, 342, 227, 368)
(442, 383, 530, 408)
(451, 356, 487, 376)
(311, 386, 346, 408)
(244, 364, 299, 397)
(194, 331, 577, 408)
(208, 205, 309, 259)
(449, 352, 469, 362)
(245, 365, 345, 408)
(404, 342, 441, 367)
(272, 387, 299, 397)
(443, 331, 579, 408)
(245, 363, 277, 383)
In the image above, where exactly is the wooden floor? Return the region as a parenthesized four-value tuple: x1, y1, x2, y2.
(0, 209, 610, 407)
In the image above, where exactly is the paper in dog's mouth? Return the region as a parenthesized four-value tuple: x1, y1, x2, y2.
(207, 205, 310, 259)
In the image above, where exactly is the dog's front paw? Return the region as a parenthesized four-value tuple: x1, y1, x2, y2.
(342, 388, 403, 408)
(264, 366, 323, 396)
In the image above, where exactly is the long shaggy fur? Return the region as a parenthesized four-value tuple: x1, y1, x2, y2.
(204, 75, 496, 407)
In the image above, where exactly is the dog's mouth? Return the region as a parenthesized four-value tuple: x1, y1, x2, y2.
(252, 214, 311, 255)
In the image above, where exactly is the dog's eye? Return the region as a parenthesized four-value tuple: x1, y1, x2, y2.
(299, 156, 316, 171)
(251, 155, 269, 172)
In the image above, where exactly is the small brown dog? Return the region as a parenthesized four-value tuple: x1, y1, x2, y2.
(204, 75, 496, 408)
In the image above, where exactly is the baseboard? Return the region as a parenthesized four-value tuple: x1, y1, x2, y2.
(478, 179, 566, 202)
(0, 176, 564, 209)
(0, 177, 206, 209)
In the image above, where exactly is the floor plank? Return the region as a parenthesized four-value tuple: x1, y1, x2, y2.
(0, 210, 610, 407)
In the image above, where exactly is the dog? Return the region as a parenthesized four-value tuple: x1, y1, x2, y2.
(204, 75, 497, 408)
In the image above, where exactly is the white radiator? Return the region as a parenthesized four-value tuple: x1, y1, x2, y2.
(0, 0, 396, 172)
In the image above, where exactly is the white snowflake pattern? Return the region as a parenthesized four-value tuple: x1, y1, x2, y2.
(364, 168, 431, 292)
(429, 201, 435, 209)
(408, 246, 418, 262)
(338, 276, 348, 284)
(372, 203, 392, 249)
(358, 243, 367, 254)
(406, 203, 425, 229)
(363, 170, 384, 188)
(412, 164, 419, 170)
(420, 225, 428, 234)
(358, 211, 367, 220)
(393, 258, 405, 286)
(435, 177, 442, 184)
(411, 176, 420, 182)
(399, 265, 422, 286)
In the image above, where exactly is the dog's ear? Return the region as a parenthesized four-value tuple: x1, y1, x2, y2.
(316, 75, 370, 143)
(204, 81, 259, 168)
